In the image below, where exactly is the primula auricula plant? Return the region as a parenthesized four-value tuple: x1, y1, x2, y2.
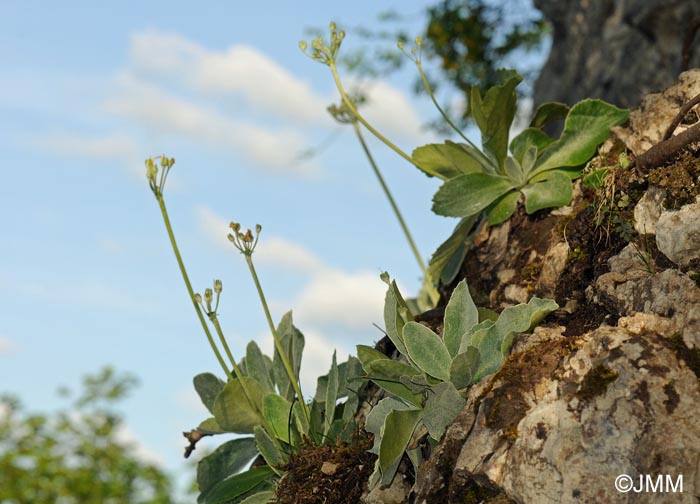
(301, 24, 629, 287)
(146, 156, 364, 504)
(359, 275, 557, 486)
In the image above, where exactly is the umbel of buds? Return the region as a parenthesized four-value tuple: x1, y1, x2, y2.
(196, 279, 223, 317)
(299, 21, 345, 65)
(145, 155, 175, 197)
(228, 222, 262, 256)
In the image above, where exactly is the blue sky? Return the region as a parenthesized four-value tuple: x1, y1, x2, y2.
(0, 0, 489, 492)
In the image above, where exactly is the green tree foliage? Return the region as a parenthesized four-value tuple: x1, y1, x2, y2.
(0, 368, 178, 504)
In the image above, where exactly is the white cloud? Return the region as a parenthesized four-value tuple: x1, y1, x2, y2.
(293, 270, 385, 329)
(36, 133, 138, 160)
(197, 205, 384, 329)
(0, 336, 18, 355)
(114, 424, 165, 466)
(105, 75, 316, 173)
(130, 31, 329, 125)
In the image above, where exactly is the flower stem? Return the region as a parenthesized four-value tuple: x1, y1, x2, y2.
(328, 62, 442, 178)
(415, 61, 496, 172)
(244, 254, 312, 430)
(352, 121, 428, 278)
(156, 195, 232, 381)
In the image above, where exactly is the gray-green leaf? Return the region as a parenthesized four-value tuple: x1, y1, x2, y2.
(522, 171, 573, 213)
(211, 377, 265, 434)
(412, 141, 484, 179)
(403, 321, 452, 381)
(433, 173, 515, 218)
(378, 409, 423, 485)
(194, 373, 225, 414)
(422, 382, 466, 440)
(443, 280, 478, 357)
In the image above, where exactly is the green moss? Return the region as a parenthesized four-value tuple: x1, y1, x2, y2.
(576, 364, 618, 402)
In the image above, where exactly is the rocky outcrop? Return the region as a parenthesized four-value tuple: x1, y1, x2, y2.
(404, 70, 700, 503)
(534, 0, 700, 109)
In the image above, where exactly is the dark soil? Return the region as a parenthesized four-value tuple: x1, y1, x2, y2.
(274, 434, 376, 504)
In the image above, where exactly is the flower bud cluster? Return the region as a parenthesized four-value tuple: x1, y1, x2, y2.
(145, 155, 175, 196)
(227, 221, 261, 256)
(299, 22, 345, 65)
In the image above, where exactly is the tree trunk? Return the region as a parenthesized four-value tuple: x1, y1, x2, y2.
(534, 0, 700, 108)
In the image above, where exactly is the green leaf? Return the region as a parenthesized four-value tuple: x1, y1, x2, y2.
(470, 73, 522, 169)
(522, 171, 573, 213)
(412, 141, 484, 179)
(459, 320, 495, 354)
(364, 360, 423, 406)
(486, 190, 521, 225)
(383, 286, 409, 356)
(450, 347, 481, 389)
(212, 377, 265, 434)
(510, 128, 555, 165)
(365, 396, 415, 455)
(273, 311, 304, 402)
(582, 168, 609, 190)
(197, 437, 258, 502)
(433, 173, 515, 218)
(443, 280, 478, 357)
(529, 102, 570, 129)
(341, 357, 363, 423)
(531, 99, 629, 177)
(403, 322, 452, 381)
(253, 425, 286, 470)
(379, 409, 423, 485)
(239, 491, 275, 504)
(428, 215, 478, 286)
(197, 417, 224, 435)
(262, 394, 293, 444)
(324, 351, 339, 436)
(473, 297, 559, 381)
(246, 342, 274, 394)
(422, 382, 466, 440)
(357, 344, 389, 367)
(292, 400, 309, 438)
(201, 466, 275, 504)
(194, 373, 225, 414)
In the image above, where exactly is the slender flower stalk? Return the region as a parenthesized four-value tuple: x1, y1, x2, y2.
(399, 38, 496, 172)
(154, 191, 232, 381)
(353, 121, 429, 278)
(228, 223, 313, 429)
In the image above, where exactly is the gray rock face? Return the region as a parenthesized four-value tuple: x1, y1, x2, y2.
(414, 315, 700, 503)
(534, 0, 700, 109)
(634, 186, 666, 235)
(656, 201, 700, 267)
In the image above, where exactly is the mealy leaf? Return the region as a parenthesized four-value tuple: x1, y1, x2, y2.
(378, 409, 423, 485)
(510, 128, 555, 164)
(443, 279, 478, 357)
(428, 215, 478, 286)
(197, 417, 224, 435)
(403, 321, 452, 381)
(365, 397, 415, 453)
(422, 382, 466, 440)
(529, 102, 570, 129)
(245, 342, 275, 394)
(211, 377, 265, 434)
(383, 286, 409, 356)
(459, 320, 495, 354)
(324, 351, 339, 436)
(470, 73, 522, 169)
(197, 437, 258, 502)
(364, 359, 424, 406)
(253, 425, 286, 470)
(412, 141, 484, 179)
(531, 99, 629, 177)
(356, 344, 389, 368)
(449, 346, 481, 389)
(522, 171, 573, 213)
(200, 466, 275, 504)
(194, 373, 225, 414)
(486, 190, 521, 225)
(272, 311, 304, 402)
(262, 393, 293, 444)
(239, 491, 275, 504)
(432, 173, 515, 218)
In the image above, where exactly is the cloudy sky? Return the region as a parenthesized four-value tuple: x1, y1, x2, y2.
(0, 0, 473, 491)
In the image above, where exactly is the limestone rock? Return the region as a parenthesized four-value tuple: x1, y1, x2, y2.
(414, 315, 700, 503)
(656, 201, 700, 266)
(634, 186, 667, 235)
